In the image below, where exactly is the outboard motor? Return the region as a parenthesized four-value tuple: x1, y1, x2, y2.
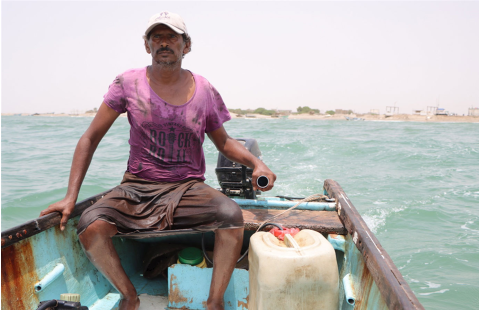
(215, 138, 262, 199)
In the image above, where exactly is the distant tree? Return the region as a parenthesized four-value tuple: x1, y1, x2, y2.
(254, 108, 267, 114)
(86, 107, 99, 114)
(297, 106, 313, 114)
(263, 110, 275, 115)
(326, 110, 335, 115)
(229, 108, 249, 115)
(254, 108, 275, 115)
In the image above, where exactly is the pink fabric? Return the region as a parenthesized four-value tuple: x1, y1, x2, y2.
(103, 67, 231, 182)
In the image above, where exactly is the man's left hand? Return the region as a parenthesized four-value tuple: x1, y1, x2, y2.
(252, 162, 276, 192)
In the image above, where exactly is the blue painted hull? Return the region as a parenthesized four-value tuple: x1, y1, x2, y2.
(1, 181, 423, 309)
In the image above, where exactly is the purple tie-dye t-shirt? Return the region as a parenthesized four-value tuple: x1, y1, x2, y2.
(103, 67, 231, 182)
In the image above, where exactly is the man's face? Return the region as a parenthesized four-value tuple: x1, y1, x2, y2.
(144, 24, 189, 67)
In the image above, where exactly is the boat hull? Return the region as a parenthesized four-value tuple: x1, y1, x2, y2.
(1, 181, 423, 310)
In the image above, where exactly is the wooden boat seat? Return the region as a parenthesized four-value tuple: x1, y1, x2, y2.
(242, 209, 346, 234)
(115, 208, 346, 239)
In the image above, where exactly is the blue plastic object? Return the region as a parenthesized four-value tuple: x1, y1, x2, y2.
(233, 198, 336, 211)
(34, 263, 65, 293)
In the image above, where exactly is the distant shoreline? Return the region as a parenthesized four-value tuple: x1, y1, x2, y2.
(280, 113, 479, 123)
(2, 112, 478, 123)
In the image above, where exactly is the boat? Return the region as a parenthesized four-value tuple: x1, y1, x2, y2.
(344, 116, 365, 121)
(1, 139, 424, 310)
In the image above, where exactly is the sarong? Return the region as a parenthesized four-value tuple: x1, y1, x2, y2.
(77, 172, 244, 235)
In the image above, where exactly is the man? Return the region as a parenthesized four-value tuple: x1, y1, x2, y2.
(40, 11, 275, 310)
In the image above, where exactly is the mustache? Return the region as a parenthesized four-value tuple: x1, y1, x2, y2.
(156, 47, 174, 54)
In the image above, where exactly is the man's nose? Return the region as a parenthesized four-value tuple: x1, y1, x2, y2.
(159, 36, 169, 46)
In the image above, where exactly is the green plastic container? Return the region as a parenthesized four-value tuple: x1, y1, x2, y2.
(178, 247, 204, 266)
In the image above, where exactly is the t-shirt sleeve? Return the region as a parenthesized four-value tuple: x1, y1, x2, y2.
(205, 83, 231, 133)
(103, 75, 128, 114)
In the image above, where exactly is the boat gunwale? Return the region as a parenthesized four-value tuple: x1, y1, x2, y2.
(1, 193, 343, 246)
(324, 179, 424, 310)
(1, 190, 111, 249)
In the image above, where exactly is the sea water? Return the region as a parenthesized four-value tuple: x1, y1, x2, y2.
(1, 115, 478, 309)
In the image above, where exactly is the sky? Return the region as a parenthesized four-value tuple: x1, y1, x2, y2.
(2, 1, 479, 115)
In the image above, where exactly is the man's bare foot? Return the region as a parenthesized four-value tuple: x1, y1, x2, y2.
(206, 299, 224, 310)
(118, 296, 140, 310)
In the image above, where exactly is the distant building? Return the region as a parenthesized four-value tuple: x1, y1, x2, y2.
(435, 108, 448, 115)
(369, 109, 379, 115)
(426, 106, 437, 115)
(335, 109, 352, 115)
(412, 109, 425, 115)
(385, 106, 399, 116)
(276, 109, 292, 115)
(468, 108, 479, 117)
(69, 109, 83, 115)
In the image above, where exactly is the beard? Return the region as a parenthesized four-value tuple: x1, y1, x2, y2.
(154, 47, 182, 68)
(155, 58, 181, 68)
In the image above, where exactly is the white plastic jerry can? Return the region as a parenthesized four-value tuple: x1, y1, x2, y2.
(248, 229, 339, 310)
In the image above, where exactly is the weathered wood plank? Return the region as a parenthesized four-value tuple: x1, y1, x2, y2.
(242, 209, 347, 234)
(117, 209, 346, 239)
(324, 179, 423, 310)
(113, 229, 206, 239)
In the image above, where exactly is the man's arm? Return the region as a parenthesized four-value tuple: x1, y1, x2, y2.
(39, 103, 120, 230)
(207, 126, 276, 192)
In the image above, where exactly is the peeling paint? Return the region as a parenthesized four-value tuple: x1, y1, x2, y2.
(1, 240, 39, 310)
(358, 264, 374, 309)
(238, 294, 249, 309)
(168, 274, 188, 304)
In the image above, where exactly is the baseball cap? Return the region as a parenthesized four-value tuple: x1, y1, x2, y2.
(145, 11, 188, 37)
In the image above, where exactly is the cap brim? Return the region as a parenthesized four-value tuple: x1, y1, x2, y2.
(145, 22, 185, 36)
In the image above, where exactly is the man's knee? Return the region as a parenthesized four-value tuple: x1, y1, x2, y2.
(211, 196, 244, 228)
(78, 220, 117, 249)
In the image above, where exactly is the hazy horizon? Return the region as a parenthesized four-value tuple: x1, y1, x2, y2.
(2, 1, 479, 115)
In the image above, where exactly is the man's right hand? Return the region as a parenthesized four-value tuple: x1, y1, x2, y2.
(38, 102, 120, 232)
(39, 198, 76, 231)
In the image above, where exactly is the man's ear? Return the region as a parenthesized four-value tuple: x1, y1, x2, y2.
(183, 41, 191, 55)
(144, 39, 152, 54)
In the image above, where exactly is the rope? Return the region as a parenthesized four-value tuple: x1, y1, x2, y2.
(255, 193, 329, 232)
(203, 194, 330, 266)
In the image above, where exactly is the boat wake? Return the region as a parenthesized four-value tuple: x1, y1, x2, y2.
(362, 203, 405, 233)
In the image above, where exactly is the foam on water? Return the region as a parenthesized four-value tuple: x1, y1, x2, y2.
(2, 116, 478, 309)
(362, 205, 406, 233)
(419, 289, 450, 296)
